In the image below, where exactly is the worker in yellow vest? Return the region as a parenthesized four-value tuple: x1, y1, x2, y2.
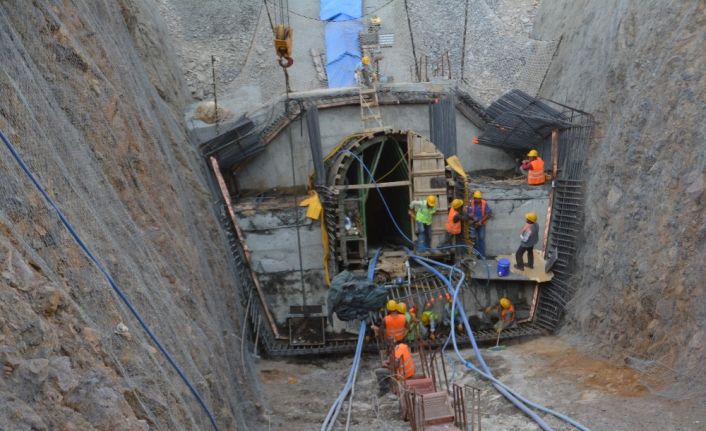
(443, 198, 466, 256)
(520, 149, 546, 185)
(409, 195, 437, 251)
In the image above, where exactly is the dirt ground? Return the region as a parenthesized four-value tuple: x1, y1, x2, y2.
(257, 336, 705, 431)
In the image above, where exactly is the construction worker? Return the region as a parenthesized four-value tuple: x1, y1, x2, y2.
(494, 297, 517, 332)
(373, 299, 407, 343)
(393, 341, 416, 380)
(375, 339, 416, 395)
(405, 304, 423, 344)
(409, 195, 437, 251)
(356, 55, 372, 86)
(421, 309, 439, 340)
(481, 297, 516, 332)
(520, 149, 545, 185)
(515, 212, 539, 270)
(443, 198, 465, 255)
(467, 190, 492, 258)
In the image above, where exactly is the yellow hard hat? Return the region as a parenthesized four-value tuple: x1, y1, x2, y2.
(396, 302, 407, 314)
(426, 195, 437, 207)
(387, 299, 398, 312)
(525, 212, 538, 223)
(451, 199, 464, 209)
(421, 314, 430, 325)
(500, 298, 511, 309)
(362, 56, 370, 65)
(472, 190, 482, 199)
(527, 149, 539, 157)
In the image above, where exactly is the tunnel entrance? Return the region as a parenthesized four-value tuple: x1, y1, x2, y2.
(327, 130, 450, 269)
(347, 134, 411, 248)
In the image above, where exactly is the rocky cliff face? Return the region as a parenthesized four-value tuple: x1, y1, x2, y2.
(0, 1, 260, 429)
(534, 0, 705, 396)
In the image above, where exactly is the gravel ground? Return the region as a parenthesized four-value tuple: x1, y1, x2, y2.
(155, 0, 262, 100)
(257, 336, 706, 430)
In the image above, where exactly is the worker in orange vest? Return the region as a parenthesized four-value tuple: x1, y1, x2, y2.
(520, 149, 546, 185)
(444, 198, 466, 256)
(372, 300, 408, 343)
(392, 341, 416, 380)
(494, 297, 516, 332)
(375, 339, 416, 395)
(467, 190, 492, 258)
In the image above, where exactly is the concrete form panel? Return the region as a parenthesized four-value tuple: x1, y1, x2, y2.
(455, 111, 517, 172)
(471, 183, 550, 257)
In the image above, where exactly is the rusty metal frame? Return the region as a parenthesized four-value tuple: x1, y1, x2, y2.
(209, 156, 285, 340)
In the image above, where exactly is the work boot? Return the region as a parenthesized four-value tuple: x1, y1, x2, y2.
(514, 264, 524, 271)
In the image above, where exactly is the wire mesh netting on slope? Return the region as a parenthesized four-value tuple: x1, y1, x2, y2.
(406, 0, 558, 105)
(0, 1, 262, 430)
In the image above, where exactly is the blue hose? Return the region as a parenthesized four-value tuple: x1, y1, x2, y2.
(343, 151, 486, 258)
(321, 249, 380, 431)
(320, 321, 366, 431)
(412, 254, 593, 431)
(335, 149, 592, 430)
(0, 129, 220, 429)
(410, 255, 554, 431)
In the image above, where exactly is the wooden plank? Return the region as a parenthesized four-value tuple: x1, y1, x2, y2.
(411, 153, 444, 160)
(334, 180, 410, 190)
(413, 188, 447, 194)
(412, 169, 447, 176)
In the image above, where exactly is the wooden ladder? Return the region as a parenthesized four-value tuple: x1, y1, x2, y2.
(359, 81, 383, 130)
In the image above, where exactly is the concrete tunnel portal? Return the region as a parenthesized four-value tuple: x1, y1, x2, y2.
(200, 87, 593, 356)
(331, 132, 414, 251)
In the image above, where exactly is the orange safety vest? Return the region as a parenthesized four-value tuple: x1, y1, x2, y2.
(383, 313, 407, 342)
(527, 158, 545, 185)
(445, 207, 461, 234)
(469, 200, 487, 223)
(394, 343, 416, 380)
(500, 304, 516, 324)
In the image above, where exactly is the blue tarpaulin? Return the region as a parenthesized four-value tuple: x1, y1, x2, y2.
(324, 20, 363, 88)
(320, 0, 362, 21)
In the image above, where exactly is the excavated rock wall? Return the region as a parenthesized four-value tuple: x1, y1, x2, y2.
(534, 0, 706, 395)
(0, 1, 261, 429)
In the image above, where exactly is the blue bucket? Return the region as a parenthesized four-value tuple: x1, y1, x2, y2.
(497, 258, 511, 277)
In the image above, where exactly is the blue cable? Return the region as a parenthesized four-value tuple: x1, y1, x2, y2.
(342, 150, 486, 257)
(412, 254, 592, 431)
(321, 249, 380, 431)
(409, 255, 554, 431)
(1, 129, 220, 430)
(339, 149, 590, 430)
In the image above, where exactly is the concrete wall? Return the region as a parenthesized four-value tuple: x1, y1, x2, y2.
(236, 103, 516, 191)
(456, 111, 517, 172)
(238, 203, 327, 324)
(471, 182, 550, 257)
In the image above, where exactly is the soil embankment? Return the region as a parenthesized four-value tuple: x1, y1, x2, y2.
(0, 1, 260, 429)
(534, 0, 706, 398)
